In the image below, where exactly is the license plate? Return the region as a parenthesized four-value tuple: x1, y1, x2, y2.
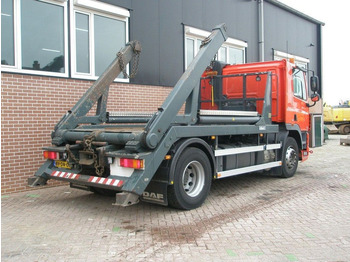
(55, 160, 71, 169)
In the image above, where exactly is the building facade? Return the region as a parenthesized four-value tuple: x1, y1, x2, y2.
(1, 0, 324, 194)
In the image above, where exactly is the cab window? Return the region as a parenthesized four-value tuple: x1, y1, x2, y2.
(293, 70, 307, 100)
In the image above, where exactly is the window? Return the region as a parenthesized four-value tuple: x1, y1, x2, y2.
(71, 0, 129, 80)
(293, 69, 307, 100)
(1, 0, 129, 81)
(75, 12, 90, 74)
(1, 0, 15, 66)
(21, 0, 65, 73)
(184, 26, 247, 69)
(1, 0, 68, 77)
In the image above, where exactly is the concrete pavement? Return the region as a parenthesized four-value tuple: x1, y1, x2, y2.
(2, 135, 350, 261)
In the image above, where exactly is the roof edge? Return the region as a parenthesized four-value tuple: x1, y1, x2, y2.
(265, 0, 325, 26)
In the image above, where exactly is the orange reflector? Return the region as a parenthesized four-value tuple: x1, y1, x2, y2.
(289, 58, 295, 64)
(205, 71, 218, 77)
(43, 151, 59, 160)
(211, 136, 216, 140)
(120, 158, 144, 169)
(165, 155, 171, 160)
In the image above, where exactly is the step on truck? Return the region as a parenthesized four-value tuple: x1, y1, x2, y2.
(29, 24, 320, 210)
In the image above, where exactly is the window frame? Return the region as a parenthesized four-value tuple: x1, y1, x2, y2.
(70, 0, 130, 82)
(1, 0, 69, 78)
(184, 25, 247, 69)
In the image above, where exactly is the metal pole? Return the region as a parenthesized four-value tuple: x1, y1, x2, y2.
(258, 0, 265, 62)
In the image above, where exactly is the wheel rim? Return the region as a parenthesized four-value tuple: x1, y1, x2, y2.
(182, 161, 205, 197)
(285, 145, 297, 170)
(344, 126, 350, 134)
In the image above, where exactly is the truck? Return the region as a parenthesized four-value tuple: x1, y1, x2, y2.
(323, 101, 350, 135)
(29, 24, 320, 210)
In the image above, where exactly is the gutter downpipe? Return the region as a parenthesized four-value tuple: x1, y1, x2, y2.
(258, 0, 264, 62)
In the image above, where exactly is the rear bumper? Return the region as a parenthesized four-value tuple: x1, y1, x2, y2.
(49, 171, 124, 190)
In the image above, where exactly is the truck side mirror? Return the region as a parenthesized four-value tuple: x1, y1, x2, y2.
(311, 93, 320, 102)
(310, 76, 319, 92)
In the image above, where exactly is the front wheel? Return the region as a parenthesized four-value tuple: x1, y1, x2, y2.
(280, 137, 299, 178)
(168, 147, 212, 210)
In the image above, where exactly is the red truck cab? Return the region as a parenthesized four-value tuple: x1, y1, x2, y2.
(200, 59, 317, 162)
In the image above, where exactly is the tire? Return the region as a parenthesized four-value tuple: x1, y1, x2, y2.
(168, 147, 212, 210)
(344, 125, 350, 135)
(339, 124, 350, 135)
(280, 137, 299, 178)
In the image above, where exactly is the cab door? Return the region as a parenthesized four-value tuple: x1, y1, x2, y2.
(290, 69, 309, 132)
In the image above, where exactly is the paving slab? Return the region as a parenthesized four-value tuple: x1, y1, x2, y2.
(2, 135, 350, 262)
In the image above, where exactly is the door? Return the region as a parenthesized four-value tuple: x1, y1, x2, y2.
(289, 69, 310, 132)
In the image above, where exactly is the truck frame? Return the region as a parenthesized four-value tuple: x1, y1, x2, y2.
(29, 24, 319, 210)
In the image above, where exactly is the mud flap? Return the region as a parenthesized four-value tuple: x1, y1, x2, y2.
(140, 181, 168, 206)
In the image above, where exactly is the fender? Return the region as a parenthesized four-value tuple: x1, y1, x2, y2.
(285, 124, 307, 150)
(141, 138, 215, 206)
(168, 138, 216, 183)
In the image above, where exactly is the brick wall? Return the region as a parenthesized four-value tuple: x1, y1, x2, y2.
(1, 73, 172, 194)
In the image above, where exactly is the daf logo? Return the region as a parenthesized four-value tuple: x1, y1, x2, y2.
(143, 191, 164, 200)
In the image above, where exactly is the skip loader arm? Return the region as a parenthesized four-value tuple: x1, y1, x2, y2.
(28, 41, 141, 187)
(142, 24, 228, 149)
(52, 41, 142, 146)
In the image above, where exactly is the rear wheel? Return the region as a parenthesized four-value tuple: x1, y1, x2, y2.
(168, 147, 212, 210)
(280, 137, 299, 178)
(339, 124, 350, 135)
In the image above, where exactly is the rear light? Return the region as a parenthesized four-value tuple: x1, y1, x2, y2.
(119, 158, 144, 169)
(43, 151, 60, 160)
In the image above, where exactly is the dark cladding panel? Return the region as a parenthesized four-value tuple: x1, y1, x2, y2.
(99, 0, 321, 90)
(129, 0, 160, 85)
(108, 0, 260, 86)
(99, 0, 131, 10)
(264, 2, 319, 70)
(183, 0, 204, 28)
(182, 0, 258, 65)
(159, 0, 183, 86)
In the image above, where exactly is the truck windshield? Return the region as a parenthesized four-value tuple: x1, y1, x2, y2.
(293, 70, 307, 101)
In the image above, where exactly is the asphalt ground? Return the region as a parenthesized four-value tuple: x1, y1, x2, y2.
(2, 135, 350, 262)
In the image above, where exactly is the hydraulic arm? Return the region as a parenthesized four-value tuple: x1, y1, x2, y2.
(143, 24, 228, 149)
(52, 41, 141, 146)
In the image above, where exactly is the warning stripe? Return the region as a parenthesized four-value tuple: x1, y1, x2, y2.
(51, 171, 81, 180)
(50, 171, 123, 187)
(88, 176, 123, 187)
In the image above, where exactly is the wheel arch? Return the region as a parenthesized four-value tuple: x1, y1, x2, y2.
(285, 124, 305, 153)
(168, 138, 215, 184)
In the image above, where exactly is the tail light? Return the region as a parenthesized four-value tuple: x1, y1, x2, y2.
(43, 151, 60, 160)
(119, 158, 144, 169)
